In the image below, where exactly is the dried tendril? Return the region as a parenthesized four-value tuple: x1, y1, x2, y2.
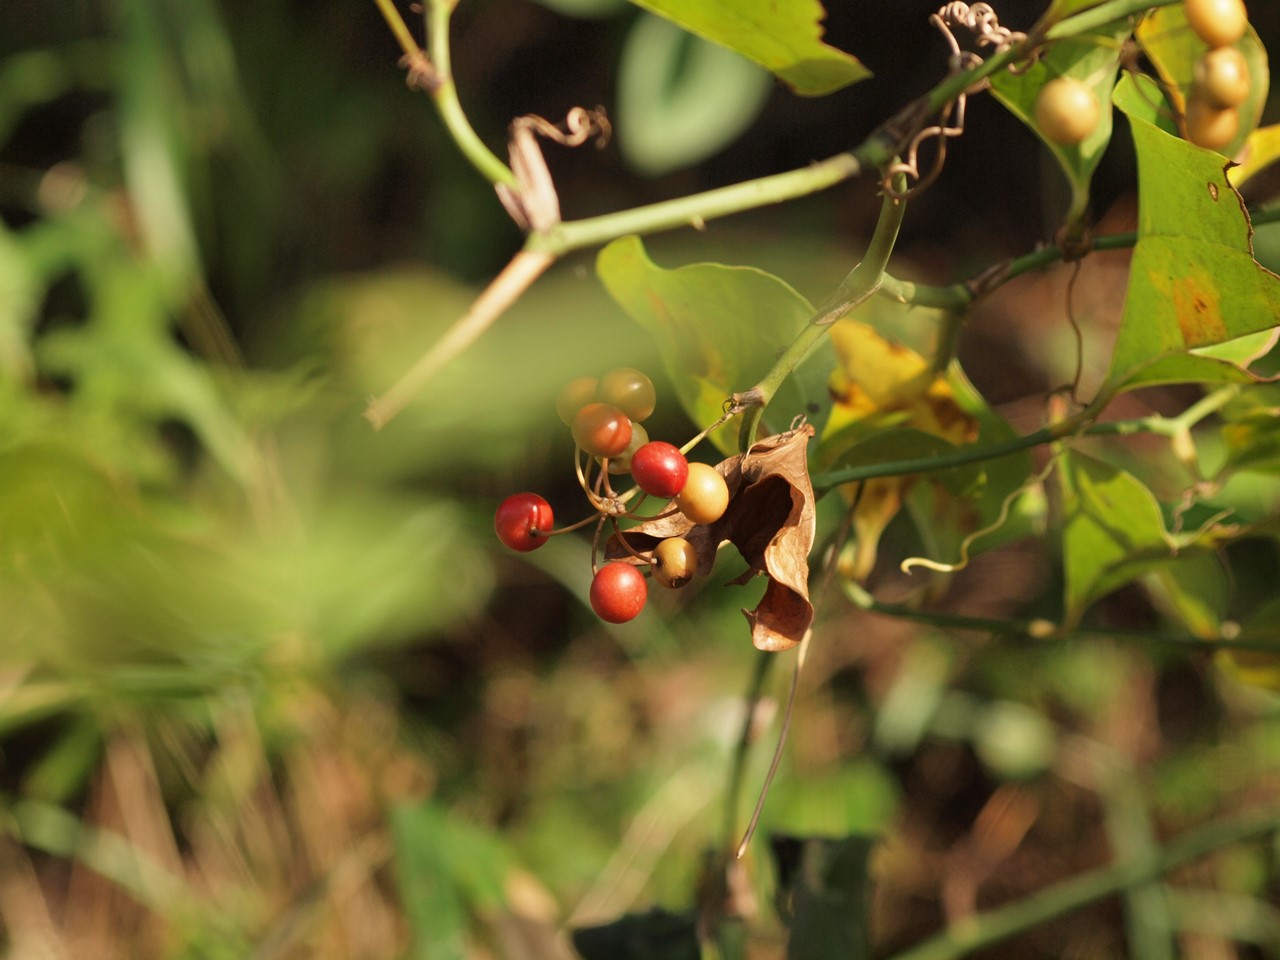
(884, 3, 1029, 198)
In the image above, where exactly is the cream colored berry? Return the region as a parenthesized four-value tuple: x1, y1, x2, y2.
(1195, 46, 1250, 109)
(1184, 0, 1248, 49)
(1186, 96, 1240, 151)
(1033, 77, 1100, 146)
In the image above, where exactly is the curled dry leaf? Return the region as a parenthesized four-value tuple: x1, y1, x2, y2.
(496, 107, 611, 232)
(607, 425, 816, 652)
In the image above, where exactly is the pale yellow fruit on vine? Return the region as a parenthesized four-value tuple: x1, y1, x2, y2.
(1033, 77, 1100, 146)
(1186, 96, 1240, 151)
(1184, 0, 1248, 49)
(1195, 46, 1250, 109)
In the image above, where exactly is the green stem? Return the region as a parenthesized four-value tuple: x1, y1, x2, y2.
(885, 808, 1280, 960)
(736, 179, 908, 450)
(528, 152, 865, 256)
(841, 581, 1280, 654)
(529, 24, 1041, 259)
(1171, 384, 1244, 429)
(879, 197, 1280, 311)
(426, 0, 516, 188)
(721, 651, 776, 851)
(1044, 0, 1179, 40)
(813, 420, 1066, 493)
(809, 391, 1240, 493)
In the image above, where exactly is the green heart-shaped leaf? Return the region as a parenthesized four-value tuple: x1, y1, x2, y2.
(625, 0, 869, 96)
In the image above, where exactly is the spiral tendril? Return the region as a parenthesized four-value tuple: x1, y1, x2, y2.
(883, 3, 1028, 198)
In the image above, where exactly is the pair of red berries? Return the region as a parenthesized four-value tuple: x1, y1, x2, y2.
(494, 368, 730, 624)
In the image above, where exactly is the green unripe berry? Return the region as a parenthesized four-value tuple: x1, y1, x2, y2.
(606, 422, 650, 474)
(556, 376, 599, 425)
(597, 367, 656, 422)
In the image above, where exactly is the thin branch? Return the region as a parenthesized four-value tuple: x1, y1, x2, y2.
(1044, 0, 1179, 40)
(424, 0, 517, 189)
(529, 152, 866, 256)
(374, 0, 515, 188)
(363, 249, 554, 428)
(841, 580, 1280, 654)
(885, 808, 1280, 960)
(811, 379, 1254, 493)
(721, 651, 776, 852)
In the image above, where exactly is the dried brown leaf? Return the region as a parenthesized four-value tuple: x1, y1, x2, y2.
(608, 425, 816, 652)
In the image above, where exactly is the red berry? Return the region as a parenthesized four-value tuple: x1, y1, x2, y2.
(494, 492, 553, 552)
(629, 441, 689, 498)
(589, 562, 647, 623)
(572, 402, 633, 459)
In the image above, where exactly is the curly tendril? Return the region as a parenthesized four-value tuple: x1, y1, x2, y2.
(883, 3, 1028, 199)
(936, 1, 1027, 55)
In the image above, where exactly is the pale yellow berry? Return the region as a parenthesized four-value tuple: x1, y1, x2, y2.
(1034, 77, 1100, 146)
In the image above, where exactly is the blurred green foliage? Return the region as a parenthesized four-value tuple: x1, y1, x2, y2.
(1, 1, 1279, 958)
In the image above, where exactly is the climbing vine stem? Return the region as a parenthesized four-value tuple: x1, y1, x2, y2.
(737, 175, 908, 451)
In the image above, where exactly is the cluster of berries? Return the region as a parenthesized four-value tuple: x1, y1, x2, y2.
(1029, 0, 1250, 152)
(1184, 0, 1251, 151)
(493, 368, 729, 624)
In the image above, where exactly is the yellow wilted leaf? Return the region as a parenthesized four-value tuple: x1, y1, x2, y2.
(1216, 650, 1280, 693)
(823, 320, 977, 580)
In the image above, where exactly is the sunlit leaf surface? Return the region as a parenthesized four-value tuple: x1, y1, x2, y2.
(626, 0, 869, 96)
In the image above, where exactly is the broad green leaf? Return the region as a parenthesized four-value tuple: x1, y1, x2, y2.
(771, 834, 875, 960)
(1039, 0, 1114, 24)
(990, 20, 1130, 229)
(1059, 449, 1174, 625)
(625, 0, 869, 97)
(1137, 6, 1269, 160)
(1217, 384, 1280, 476)
(597, 235, 831, 455)
(617, 13, 773, 175)
(1142, 552, 1229, 640)
(1120, 329, 1279, 389)
(1111, 70, 1179, 136)
(572, 910, 700, 960)
(1106, 73, 1280, 392)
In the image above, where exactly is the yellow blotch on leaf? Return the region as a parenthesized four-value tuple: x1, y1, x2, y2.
(823, 321, 977, 581)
